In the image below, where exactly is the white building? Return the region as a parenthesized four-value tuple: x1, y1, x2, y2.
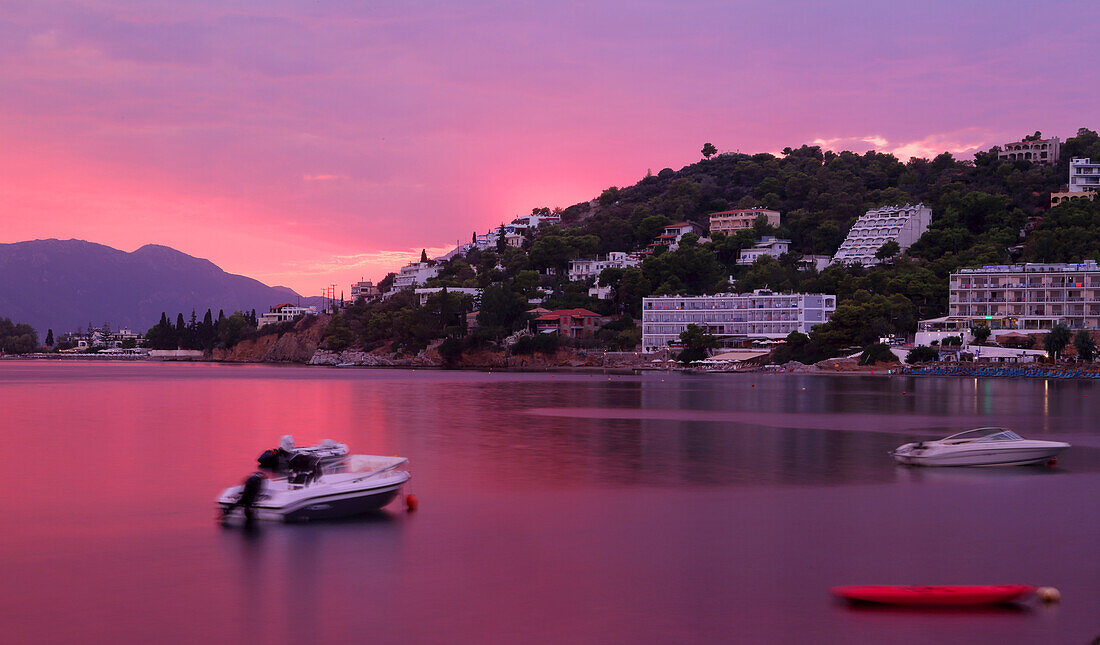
(414, 287, 482, 306)
(998, 136, 1061, 165)
(947, 262, 1100, 331)
(641, 290, 836, 352)
(1069, 157, 1100, 193)
(645, 221, 706, 255)
(737, 236, 790, 265)
(832, 203, 932, 267)
(392, 261, 442, 289)
(351, 280, 381, 302)
(510, 212, 561, 230)
(258, 304, 318, 327)
(708, 208, 780, 236)
(567, 252, 641, 281)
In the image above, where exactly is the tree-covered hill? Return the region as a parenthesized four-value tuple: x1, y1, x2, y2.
(324, 128, 1100, 360)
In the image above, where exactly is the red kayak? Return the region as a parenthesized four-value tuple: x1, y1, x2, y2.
(832, 585, 1036, 606)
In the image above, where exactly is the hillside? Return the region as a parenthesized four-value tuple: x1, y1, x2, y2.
(320, 128, 1100, 363)
(0, 239, 321, 336)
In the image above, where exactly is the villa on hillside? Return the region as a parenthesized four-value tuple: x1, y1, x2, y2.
(998, 136, 1061, 165)
(259, 304, 318, 327)
(534, 308, 603, 338)
(708, 208, 781, 236)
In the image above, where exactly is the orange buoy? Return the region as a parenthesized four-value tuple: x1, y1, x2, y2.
(405, 494, 418, 512)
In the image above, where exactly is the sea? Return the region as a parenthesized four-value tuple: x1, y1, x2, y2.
(0, 362, 1097, 644)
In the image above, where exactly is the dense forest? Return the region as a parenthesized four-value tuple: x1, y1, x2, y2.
(318, 128, 1100, 361)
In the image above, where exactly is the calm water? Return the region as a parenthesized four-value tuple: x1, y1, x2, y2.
(1, 363, 1097, 644)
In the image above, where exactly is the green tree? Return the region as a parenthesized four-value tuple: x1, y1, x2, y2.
(874, 240, 901, 261)
(45, 329, 54, 347)
(701, 142, 717, 159)
(420, 249, 429, 263)
(676, 324, 718, 364)
(971, 325, 991, 345)
(1073, 330, 1095, 362)
(859, 343, 896, 365)
(1044, 323, 1072, 360)
(906, 346, 939, 363)
(477, 284, 530, 339)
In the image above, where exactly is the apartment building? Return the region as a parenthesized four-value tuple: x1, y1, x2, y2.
(948, 262, 1100, 331)
(998, 136, 1061, 165)
(1069, 157, 1100, 193)
(708, 208, 780, 236)
(737, 236, 789, 265)
(641, 290, 836, 352)
(832, 203, 932, 266)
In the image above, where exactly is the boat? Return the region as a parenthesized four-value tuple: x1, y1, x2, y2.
(832, 585, 1036, 606)
(218, 455, 411, 522)
(257, 435, 349, 473)
(890, 427, 1069, 467)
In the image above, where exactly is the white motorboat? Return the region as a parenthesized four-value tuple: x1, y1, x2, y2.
(891, 427, 1070, 467)
(257, 435, 349, 472)
(219, 455, 410, 522)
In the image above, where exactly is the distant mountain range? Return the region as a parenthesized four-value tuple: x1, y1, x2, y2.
(0, 239, 323, 337)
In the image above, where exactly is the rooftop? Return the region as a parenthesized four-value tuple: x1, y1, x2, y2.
(953, 262, 1100, 274)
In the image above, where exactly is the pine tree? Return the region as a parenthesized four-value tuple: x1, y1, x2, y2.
(45, 329, 54, 346)
(421, 248, 429, 263)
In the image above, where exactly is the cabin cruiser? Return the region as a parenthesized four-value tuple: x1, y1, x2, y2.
(218, 455, 411, 522)
(257, 435, 349, 473)
(891, 427, 1070, 467)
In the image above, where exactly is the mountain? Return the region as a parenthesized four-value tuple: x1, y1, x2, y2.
(0, 239, 323, 336)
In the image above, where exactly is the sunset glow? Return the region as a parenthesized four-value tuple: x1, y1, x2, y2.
(1, 0, 1095, 294)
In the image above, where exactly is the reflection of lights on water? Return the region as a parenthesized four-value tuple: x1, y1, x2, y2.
(1043, 379, 1049, 433)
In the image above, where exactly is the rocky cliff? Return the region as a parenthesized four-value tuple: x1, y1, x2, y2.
(213, 314, 331, 362)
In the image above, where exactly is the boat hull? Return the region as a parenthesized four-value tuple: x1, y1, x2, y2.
(219, 470, 409, 522)
(891, 442, 1069, 467)
(832, 585, 1035, 606)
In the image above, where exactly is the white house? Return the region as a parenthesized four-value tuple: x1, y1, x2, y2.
(1069, 157, 1100, 193)
(393, 261, 442, 289)
(737, 236, 790, 265)
(258, 304, 318, 327)
(567, 252, 641, 281)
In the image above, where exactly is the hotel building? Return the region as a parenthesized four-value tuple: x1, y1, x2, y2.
(708, 208, 780, 236)
(832, 203, 932, 267)
(998, 136, 1061, 165)
(641, 290, 836, 352)
(948, 262, 1100, 331)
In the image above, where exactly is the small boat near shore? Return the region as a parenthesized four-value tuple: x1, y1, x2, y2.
(891, 427, 1069, 467)
(218, 455, 410, 522)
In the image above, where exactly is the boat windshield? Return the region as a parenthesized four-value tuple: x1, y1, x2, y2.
(942, 427, 1023, 443)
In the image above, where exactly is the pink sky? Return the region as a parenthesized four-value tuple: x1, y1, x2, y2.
(1, 1, 1096, 295)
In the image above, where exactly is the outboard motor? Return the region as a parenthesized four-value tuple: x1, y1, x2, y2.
(223, 472, 265, 523)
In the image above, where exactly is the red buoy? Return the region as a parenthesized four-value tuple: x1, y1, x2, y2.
(405, 494, 418, 512)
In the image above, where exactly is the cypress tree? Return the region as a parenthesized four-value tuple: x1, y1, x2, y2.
(45, 329, 54, 346)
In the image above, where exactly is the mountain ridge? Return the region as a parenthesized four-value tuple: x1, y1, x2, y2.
(0, 238, 322, 337)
